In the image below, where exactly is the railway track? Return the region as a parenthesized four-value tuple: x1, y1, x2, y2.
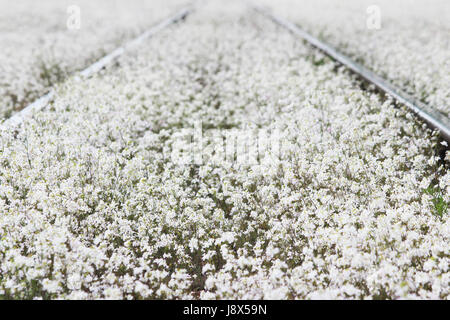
(3, 1, 449, 146)
(253, 5, 450, 143)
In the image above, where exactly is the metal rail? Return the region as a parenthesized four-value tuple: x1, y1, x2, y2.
(2, 5, 193, 129)
(253, 5, 450, 142)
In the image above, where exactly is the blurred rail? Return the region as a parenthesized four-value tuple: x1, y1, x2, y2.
(2, 5, 193, 129)
(253, 5, 450, 142)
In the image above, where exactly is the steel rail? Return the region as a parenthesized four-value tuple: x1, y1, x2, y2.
(2, 5, 193, 129)
(253, 5, 450, 142)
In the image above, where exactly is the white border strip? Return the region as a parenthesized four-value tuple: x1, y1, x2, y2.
(254, 6, 450, 142)
(3, 5, 193, 129)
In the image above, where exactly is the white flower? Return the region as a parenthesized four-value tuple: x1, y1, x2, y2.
(104, 287, 123, 300)
(220, 232, 235, 244)
(188, 238, 199, 252)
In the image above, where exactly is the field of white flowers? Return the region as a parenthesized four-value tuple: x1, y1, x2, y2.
(0, 0, 448, 300)
(0, 0, 187, 119)
(260, 0, 450, 117)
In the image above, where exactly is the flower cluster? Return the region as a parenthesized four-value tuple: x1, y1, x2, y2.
(259, 0, 450, 117)
(0, 0, 187, 119)
(0, 0, 448, 300)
